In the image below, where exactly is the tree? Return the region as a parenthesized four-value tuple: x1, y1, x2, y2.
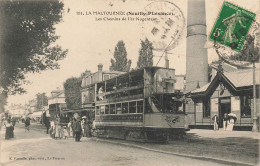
(64, 77, 82, 110)
(110, 41, 131, 72)
(0, 1, 68, 113)
(36, 93, 48, 111)
(137, 38, 154, 69)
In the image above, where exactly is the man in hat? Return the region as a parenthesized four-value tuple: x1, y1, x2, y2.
(73, 117, 82, 142)
(223, 113, 228, 131)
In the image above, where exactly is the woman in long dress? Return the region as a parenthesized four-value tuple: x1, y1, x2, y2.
(67, 120, 73, 137)
(4, 119, 13, 140)
(227, 118, 235, 131)
(81, 118, 87, 137)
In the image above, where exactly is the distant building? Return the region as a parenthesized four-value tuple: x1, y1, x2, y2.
(81, 64, 124, 112)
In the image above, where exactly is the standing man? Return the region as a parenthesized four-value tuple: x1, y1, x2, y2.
(25, 117, 30, 132)
(45, 117, 50, 134)
(74, 118, 82, 142)
(223, 113, 228, 131)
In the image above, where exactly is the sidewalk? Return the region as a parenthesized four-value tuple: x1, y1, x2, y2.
(187, 128, 260, 140)
(91, 129, 260, 166)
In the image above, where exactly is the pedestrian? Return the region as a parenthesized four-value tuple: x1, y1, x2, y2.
(45, 118, 50, 134)
(25, 117, 30, 132)
(73, 118, 82, 142)
(50, 120, 55, 139)
(63, 126, 68, 139)
(11, 117, 16, 127)
(86, 119, 92, 137)
(72, 118, 76, 138)
(212, 115, 219, 131)
(223, 113, 228, 131)
(227, 117, 235, 131)
(67, 120, 73, 137)
(4, 118, 13, 140)
(54, 116, 61, 139)
(81, 117, 87, 137)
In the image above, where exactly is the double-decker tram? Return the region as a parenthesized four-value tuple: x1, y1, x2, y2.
(94, 67, 188, 142)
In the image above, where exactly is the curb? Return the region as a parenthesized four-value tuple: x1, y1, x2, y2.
(90, 137, 255, 166)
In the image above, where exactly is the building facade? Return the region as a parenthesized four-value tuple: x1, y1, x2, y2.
(188, 63, 260, 130)
(81, 64, 124, 113)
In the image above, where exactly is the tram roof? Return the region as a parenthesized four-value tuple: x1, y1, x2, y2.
(96, 66, 175, 84)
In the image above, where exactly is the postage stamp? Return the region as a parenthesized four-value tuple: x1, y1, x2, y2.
(209, 1, 256, 52)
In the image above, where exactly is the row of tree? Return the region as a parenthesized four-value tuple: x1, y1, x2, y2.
(110, 38, 154, 72)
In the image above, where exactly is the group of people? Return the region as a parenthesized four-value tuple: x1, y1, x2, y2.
(47, 114, 91, 142)
(213, 113, 236, 131)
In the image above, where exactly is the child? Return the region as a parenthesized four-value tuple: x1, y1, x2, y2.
(63, 126, 68, 139)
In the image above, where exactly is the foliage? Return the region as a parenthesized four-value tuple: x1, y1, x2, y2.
(137, 38, 154, 69)
(0, 1, 67, 111)
(80, 69, 92, 79)
(36, 93, 48, 111)
(64, 77, 82, 110)
(110, 41, 131, 72)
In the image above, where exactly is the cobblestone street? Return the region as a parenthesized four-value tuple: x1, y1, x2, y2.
(0, 123, 225, 166)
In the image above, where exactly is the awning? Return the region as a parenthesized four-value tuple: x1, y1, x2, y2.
(29, 111, 43, 118)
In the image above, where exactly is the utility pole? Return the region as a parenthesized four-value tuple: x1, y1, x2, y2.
(252, 62, 257, 132)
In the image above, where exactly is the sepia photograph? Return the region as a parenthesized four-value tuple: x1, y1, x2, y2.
(0, 0, 259, 165)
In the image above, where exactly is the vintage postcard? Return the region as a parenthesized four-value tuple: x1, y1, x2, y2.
(0, 0, 259, 166)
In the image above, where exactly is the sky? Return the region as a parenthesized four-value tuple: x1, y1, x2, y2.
(6, 0, 259, 107)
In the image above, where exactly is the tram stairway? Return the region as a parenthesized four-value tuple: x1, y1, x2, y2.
(148, 96, 175, 113)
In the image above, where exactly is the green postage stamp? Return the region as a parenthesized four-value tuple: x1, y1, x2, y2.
(209, 1, 256, 52)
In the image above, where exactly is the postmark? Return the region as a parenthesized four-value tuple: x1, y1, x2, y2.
(141, 1, 185, 51)
(213, 16, 259, 67)
(209, 1, 256, 52)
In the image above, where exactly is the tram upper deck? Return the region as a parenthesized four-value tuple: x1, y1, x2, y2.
(94, 67, 187, 130)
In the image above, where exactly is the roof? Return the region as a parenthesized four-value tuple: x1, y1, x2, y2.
(225, 68, 260, 87)
(191, 68, 260, 95)
(48, 90, 65, 99)
(192, 83, 210, 93)
(102, 70, 125, 74)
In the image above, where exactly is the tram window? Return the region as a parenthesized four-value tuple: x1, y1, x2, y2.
(96, 106, 100, 115)
(129, 101, 136, 113)
(105, 105, 109, 114)
(137, 101, 143, 113)
(100, 105, 105, 114)
(122, 103, 128, 114)
(110, 104, 116, 114)
(116, 103, 122, 114)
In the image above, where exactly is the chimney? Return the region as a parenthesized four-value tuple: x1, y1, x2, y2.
(98, 64, 103, 72)
(186, 0, 208, 92)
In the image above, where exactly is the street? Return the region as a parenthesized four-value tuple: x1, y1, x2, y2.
(1, 123, 227, 166)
